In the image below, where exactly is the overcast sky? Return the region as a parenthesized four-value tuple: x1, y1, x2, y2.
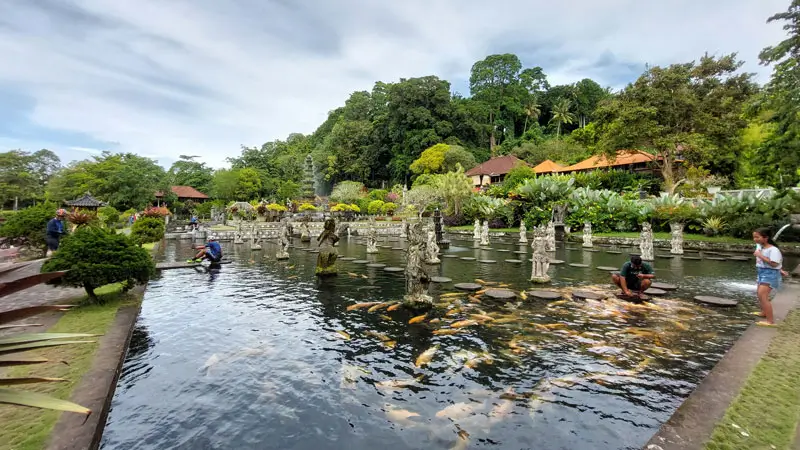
(0, 0, 789, 169)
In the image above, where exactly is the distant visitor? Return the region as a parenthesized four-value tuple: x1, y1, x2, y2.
(45, 208, 67, 256)
(612, 255, 654, 298)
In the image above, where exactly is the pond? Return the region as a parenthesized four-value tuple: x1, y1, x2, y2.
(101, 234, 793, 450)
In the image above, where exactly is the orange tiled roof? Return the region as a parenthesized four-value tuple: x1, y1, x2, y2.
(465, 155, 528, 176)
(154, 186, 209, 199)
(559, 150, 657, 172)
(532, 159, 565, 174)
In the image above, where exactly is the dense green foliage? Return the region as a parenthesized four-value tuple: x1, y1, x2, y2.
(0, 202, 57, 251)
(130, 217, 166, 245)
(0, 149, 60, 209)
(41, 226, 155, 301)
(97, 206, 120, 229)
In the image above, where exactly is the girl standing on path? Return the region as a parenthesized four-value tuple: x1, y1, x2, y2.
(752, 227, 786, 326)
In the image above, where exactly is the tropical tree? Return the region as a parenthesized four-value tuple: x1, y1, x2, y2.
(549, 98, 576, 137)
(523, 99, 541, 134)
(433, 165, 474, 216)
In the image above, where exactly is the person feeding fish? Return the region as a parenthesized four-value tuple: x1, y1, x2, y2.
(611, 255, 654, 298)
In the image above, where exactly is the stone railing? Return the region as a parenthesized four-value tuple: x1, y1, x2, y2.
(165, 220, 411, 241)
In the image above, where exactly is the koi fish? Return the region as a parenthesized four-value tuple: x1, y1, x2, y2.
(520, 291, 528, 300)
(475, 289, 487, 295)
(451, 319, 478, 328)
(548, 300, 568, 307)
(348, 272, 359, 277)
(387, 304, 402, 312)
(440, 292, 466, 298)
(382, 340, 396, 349)
(365, 331, 391, 341)
(375, 376, 423, 390)
(433, 329, 463, 335)
(470, 314, 495, 322)
(429, 318, 442, 324)
(672, 321, 688, 331)
(435, 402, 474, 420)
(367, 302, 391, 313)
(475, 279, 487, 284)
(445, 308, 461, 317)
(379, 315, 393, 321)
(409, 314, 428, 324)
(346, 302, 380, 311)
(415, 345, 439, 367)
(336, 330, 351, 340)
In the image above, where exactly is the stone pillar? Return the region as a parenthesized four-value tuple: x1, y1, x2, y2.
(582, 222, 593, 248)
(473, 219, 481, 241)
(404, 222, 432, 308)
(670, 222, 684, 255)
(545, 221, 556, 252)
(530, 226, 551, 283)
(519, 222, 528, 243)
(400, 219, 407, 239)
(480, 220, 490, 246)
(640, 222, 654, 261)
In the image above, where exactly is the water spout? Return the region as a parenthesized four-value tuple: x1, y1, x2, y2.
(774, 223, 793, 241)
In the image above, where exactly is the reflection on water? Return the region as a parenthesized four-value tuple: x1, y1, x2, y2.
(101, 236, 792, 450)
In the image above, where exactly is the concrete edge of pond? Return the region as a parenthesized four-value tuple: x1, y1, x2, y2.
(45, 286, 148, 450)
(644, 282, 800, 450)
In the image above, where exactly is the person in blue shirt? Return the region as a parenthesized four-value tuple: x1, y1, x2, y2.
(45, 209, 67, 256)
(189, 215, 199, 230)
(189, 237, 222, 263)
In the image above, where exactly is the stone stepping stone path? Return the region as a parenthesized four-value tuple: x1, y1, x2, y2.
(454, 282, 482, 291)
(484, 289, 517, 300)
(513, 251, 527, 255)
(616, 293, 651, 302)
(605, 250, 622, 254)
(651, 282, 677, 290)
(496, 249, 511, 253)
(384, 267, 404, 273)
(596, 266, 619, 271)
(442, 255, 459, 258)
(683, 256, 702, 260)
(340, 257, 356, 261)
(478, 260, 497, 264)
(694, 295, 738, 307)
(504, 259, 523, 263)
(391, 247, 403, 250)
(585, 249, 601, 252)
(656, 254, 675, 259)
(353, 260, 369, 264)
(729, 256, 749, 261)
(528, 290, 562, 300)
(366, 263, 386, 269)
(569, 263, 589, 268)
(460, 257, 476, 261)
(644, 288, 667, 296)
(550, 259, 565, 265)
(566, 247, 579, 251)
(573, 290, 606, 300)
(310, 250, 320, 254)
(430, 276, 452, 283)
(479, 247, 494, 251)
(705, 257, 728, 261)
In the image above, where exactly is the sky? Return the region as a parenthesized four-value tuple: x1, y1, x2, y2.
(0, 0, 790, 169)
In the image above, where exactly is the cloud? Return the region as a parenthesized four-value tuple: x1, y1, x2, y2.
(0, 0, 789, 168)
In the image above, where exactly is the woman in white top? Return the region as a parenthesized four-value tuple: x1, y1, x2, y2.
(753, 227, 784, 326)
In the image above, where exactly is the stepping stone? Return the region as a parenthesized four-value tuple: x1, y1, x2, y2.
(379, 245, 392, 249)
(430, 276, 452, 283)
(460, 257, 476, 261)
(392, 247, 403, 250)
(585, 249, 601, 253)
(694, 295, 738, 307)
(504, 259, 523, 263)
(384, 267, 404, 273)
(310, 250, 320, 254)
(605, 251, 622, 254)
(705, 257, 727, 261)
(573, 290, 606, 300)
(484, 289, 517, 300)
(596, 266, 619, 271)
(644, 288, 667, 296)
(683, 256, 702, 260)
(729, 256, 749, 261)
(566, 247, 579, 251)
(616, 293, 651, 302)
(528, 290, 562, 300)
(366, 263, 386, 268)
(340, 257, 356, 261)
(569, 263, 589, 268)
(478, 259, 497, 264)
(496, 249, 511, 253)
(513, 251, 527, 255)
(454, 283, 482, 291)
(479, 247, 494, 251)
(442, 255, 458, 258)
(656, 254, 675, 259)
(550, 259, 565, 265)
(651, 282, 677, 290)
(353, 260, 369, 264)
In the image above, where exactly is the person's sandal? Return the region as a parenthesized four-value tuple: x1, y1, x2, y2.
(755, 321, 777, 327)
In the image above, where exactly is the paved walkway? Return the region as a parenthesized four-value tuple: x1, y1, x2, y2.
(0, 259, 84, 313)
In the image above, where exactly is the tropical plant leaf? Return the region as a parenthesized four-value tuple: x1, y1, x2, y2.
(0, 388, 91, 414)
(0, 377, 67, 385)
(0, 271, 68, 298)
(0, 305, 73, 325)
(0, 324, 42, 329)
(0, 355, 48, 367)
(0, 340, 95, 354)
(0, 333, 97, 345)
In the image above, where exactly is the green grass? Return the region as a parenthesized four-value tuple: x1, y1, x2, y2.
(0, 283, 141, 450)
(593, 231, 753, 244)
(142, 242, 156, 250)
(705, 310, 800, 450)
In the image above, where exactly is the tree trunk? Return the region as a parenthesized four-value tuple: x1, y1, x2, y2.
(489, 111, 496, 156)
(83, 282, 97, 302)
(523, 116, 528, 134)
(556, 123, 561, 137)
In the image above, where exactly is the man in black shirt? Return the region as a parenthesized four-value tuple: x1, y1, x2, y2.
(612, 255, 654, 296)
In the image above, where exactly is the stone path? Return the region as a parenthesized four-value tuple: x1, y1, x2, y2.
(0, 259, 84, 314)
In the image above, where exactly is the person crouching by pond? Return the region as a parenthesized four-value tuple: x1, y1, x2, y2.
(612, 255, 654, 298)
(45, 209, 67, 256)
(189, 237, 222, 263)
(752, 227, 787, 326)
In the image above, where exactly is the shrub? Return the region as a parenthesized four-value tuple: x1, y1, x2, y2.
(67, 210, 97, 228)
(256, 203, 268, 215)
(356, 198, 372, 214)
(41, 226, 155, 302)
(266, 203, 287, 212)
(368, 189, 389, 201)
(443, 214, 467, 227)
(367, 200, 385, 215)
(142, 206, 170, 218)
(298, 203, 317, 212)
(386, 192, 399, 203)
(97, 206, 120, 228)
(194, 202, 213, 217)
(330, 181, 366, 203)
(121, 208, 137, 223)
(381, 202, 397, 214)
(130, 217, 165, 245)
(349, 204, 361, 213)
(0, 202, 57, 251)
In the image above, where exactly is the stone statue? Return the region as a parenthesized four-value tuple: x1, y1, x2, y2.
(366, 217, 379, 254)
(582, 222, 593, 248)
(276, 221, 290, 260)
(300, 220, 311, 243)
(250, 225, 262, 250)
(400, 219, 407, 238)
(315, 218, 339, 276)
(473, 219, 481, 241)
(234, 221, 245, 244)
(403, 221, 431, 308)
(480, 220, 490, 246)
(425, 227, 440, 264)
(402, 184, 408, 205)
(519, 221, 528, 243)
(545, 221, 556, 252)
(670, 222, 684, 255)
(530, 225, 551, 283)
(640, 222, 654, 261)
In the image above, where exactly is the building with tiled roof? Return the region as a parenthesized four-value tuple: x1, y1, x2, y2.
(558, 150, 660, 173)
(532, 159, 565, 174)
(464, 155, 529, 188)
(154, 186, 210, 203)
(65, 192, 106, 210)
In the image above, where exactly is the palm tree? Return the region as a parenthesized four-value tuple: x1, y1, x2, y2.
(549, 98, 576, 137)
(523, 100, 541, 134)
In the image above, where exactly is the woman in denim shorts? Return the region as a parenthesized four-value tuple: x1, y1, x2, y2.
(752, 228, 784, 326)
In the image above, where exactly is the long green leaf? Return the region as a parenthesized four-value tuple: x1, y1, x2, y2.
(0, 340, 95, 354)
(0, 355, 48, 367)
(0, 305, 73, 325)
(0, 333, 97, 345)
(0, 377, 67, 385)
(0, 388, 91, 414)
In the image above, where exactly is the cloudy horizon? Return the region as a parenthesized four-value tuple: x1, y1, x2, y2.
(0, 0, 789, 169)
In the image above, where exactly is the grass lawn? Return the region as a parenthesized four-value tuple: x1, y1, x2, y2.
(0, 283, 141, 450)
(142, 242, 156, 251)
(705, 309, 800, 450)
(593, 231, 753, 245)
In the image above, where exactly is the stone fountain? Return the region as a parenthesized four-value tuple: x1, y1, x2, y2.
(582, 222, 593, 248)
(234, 222, 245, 244)
(473, 219, 481, 241)
(640, 222, 654, 261)
(366, 217, 379, 254)
(315, 218, 339, 276)
(249, 225, 262, 250)
(276, 221, 290, 260)
(300, 220, 311, 243)
(404, 221, 432, 308)
(669, 222, 684, 255)
(433, 208, 450, 249)
(552, 203, 568, 242)
(519, 222, 528, 243)
(480, 220, 490, 246)
(530, 225, 551, 283)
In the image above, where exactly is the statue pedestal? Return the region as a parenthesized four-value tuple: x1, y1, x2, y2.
(554, 224, 566, 242)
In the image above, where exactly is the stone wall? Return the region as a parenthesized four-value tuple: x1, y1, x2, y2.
(165, 221, 408, 241)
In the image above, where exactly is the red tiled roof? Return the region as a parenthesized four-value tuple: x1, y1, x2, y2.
(465, 155, 529, 176)
(559, 150, 657, 172)
(532, 159, 565, 174)
(154, 186, 209, 199)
